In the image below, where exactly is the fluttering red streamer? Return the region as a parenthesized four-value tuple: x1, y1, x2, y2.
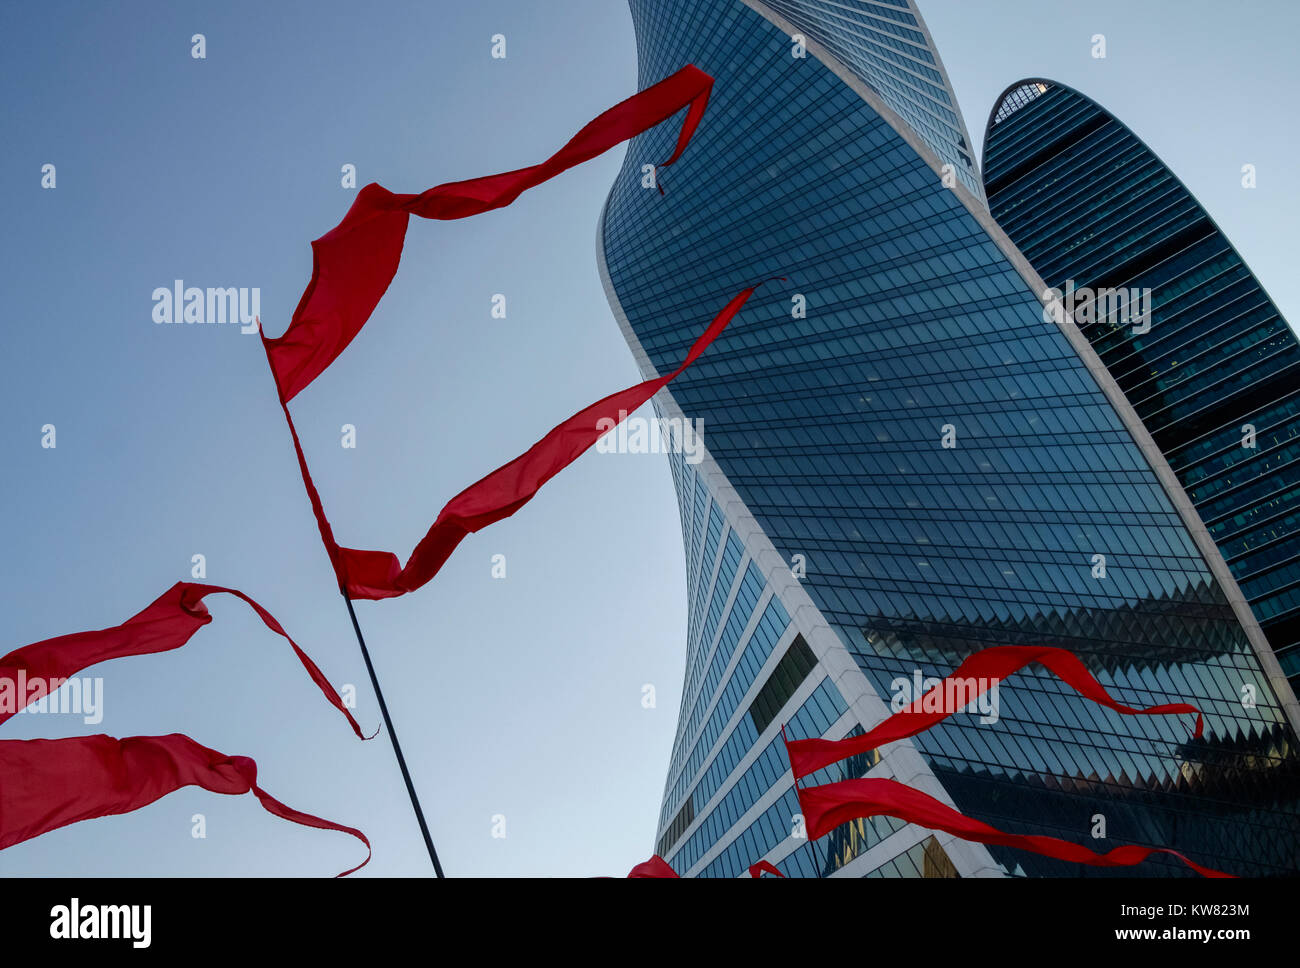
(627, 854, 679, 878)
(792, 776, 1233, 878)
(335, 283, 770, 600)
(778, 645, 1220, 875)
(612, 640, 1215, 879)
(273, 282, 770, 600)
(262, 64, 712, 404)
(0, 733, 370, 876)
(785, 645, 1203, 781)
(258, 65, 731, 600)
(0, 582, 366, 738)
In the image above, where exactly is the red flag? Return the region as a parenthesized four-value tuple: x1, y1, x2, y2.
(627, 854, 679, 878)
(793, 776, 1233, 878)
(785, 645, 1203, 780)
(748, 860, 785, 878)
(263, 64, 713, 403)
(259, 65, 732, 600)
(334, 283, 772, 599)
(1, 583, 366, 737)
(0, 732, 369, 876)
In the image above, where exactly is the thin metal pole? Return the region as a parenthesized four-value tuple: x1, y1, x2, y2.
(342, 592, 445, 878)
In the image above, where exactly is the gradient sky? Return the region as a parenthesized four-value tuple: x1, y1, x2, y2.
(1, 0, 1296, 877)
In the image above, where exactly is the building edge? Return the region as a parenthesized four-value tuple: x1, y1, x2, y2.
(595, 197, 1005, 879)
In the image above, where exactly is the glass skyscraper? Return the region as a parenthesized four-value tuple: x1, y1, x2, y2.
(599, 0, 1300, 877)
(983, 79, 1300, 697)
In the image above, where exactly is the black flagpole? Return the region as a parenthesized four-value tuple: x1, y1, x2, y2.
(341, 591, 445, 878)
(259, 318, 444, 877)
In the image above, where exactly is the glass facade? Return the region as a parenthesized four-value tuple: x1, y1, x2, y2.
(984, 80, 1300, 693)
(652, 442, 871, 877)
(759, 0, 982, 198)
(602, 0, 1300, 877)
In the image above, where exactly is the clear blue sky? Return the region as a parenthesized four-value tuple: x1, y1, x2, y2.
(1, 0, 1296, 877)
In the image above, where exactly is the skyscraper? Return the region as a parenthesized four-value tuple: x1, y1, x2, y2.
(599, 0, 1300, 877)
(983, 78, 1300, 697)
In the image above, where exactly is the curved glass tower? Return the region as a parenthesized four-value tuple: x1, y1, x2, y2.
(983, 79, 1300, 696)
(599, 0, 1300, 877)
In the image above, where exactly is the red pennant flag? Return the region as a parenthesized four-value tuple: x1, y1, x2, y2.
(0, 733, 369, 876)
(627, 854, 679, 878)
(0, 582, 366, 738)
(259, 65, 731, 600)
(334, 283, 772, 599)
(785, 645, 1203, 780)
(793, 776, 1233, 878)
(263, 64, 713, 404)
(748, 860, 785, 878)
